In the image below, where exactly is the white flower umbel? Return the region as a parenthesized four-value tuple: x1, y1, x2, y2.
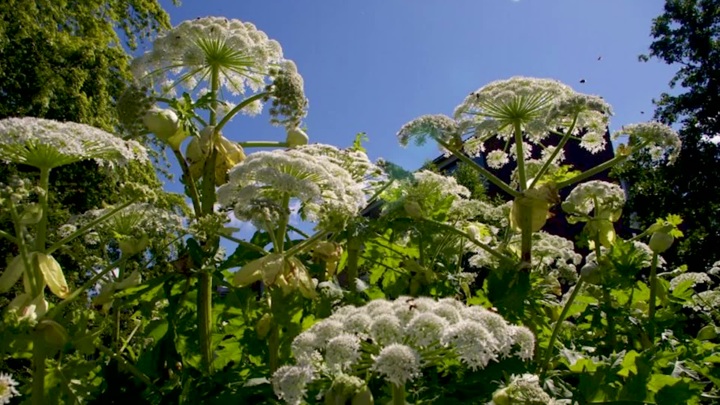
(131, 17, 284, 97)
(325, 334, 361, 372)
(217, 145, 367, 230)
(0, 372, 20, 404)
(441, 320, 500, 370)
(562, 180, 625, 218)
(487, 149, 510, 169)
(272, 365, 315, 405)
(614, 122, 681, 164)
(371, 343, 422, 386)
(669, 272, 713, 291)
(0, 117, 148, 169)
(454, 77, 573, 144)
(396, 114, 461, 147)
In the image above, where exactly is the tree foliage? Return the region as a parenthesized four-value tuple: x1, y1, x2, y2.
(615, 0, 720, 272)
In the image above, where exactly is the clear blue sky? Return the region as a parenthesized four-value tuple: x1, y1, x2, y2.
(154, 0, 676, 171)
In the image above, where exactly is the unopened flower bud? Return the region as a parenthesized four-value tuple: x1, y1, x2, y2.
(35, 253, 69, 299)
(286, 127, 309, 147)
(256, 313, 273, 339)
(649, 231, 674, 253)
(143, 107, 180, 141)
(38, 319, 69, 348)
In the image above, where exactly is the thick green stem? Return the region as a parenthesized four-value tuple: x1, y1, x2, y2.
(35, 167, 51, 252)
(593, 228, 616, 348)
(31, 344, 46, 405)
(195, 65, 221, 374)
(268, 323, 280, 373)
(648, 253, 659, 341)
(435, 138, 520, 198)
(391, 383, 406, 405)
(514, 122, 528, 191)
(540, 276, 585, 378)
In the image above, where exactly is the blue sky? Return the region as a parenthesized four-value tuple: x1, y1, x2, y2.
(155, 0, 676, 172)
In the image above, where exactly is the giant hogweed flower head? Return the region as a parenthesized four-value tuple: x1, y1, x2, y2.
(562, 181, 625, 221)
(132, 17, 283, 96)
(273, 296, 535, 403)
(0, 117, 148, 170)
(217, 145, 367, 230)
(397, 114, 463, 149)
(614, 122, 681, 164)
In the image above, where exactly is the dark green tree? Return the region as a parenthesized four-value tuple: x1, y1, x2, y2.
(614, 0, 720, 271)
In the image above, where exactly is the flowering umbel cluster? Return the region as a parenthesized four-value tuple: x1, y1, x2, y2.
(272, 296, 535, 404)
(217, 144, 370, 231)
(0, 117, 148, 170)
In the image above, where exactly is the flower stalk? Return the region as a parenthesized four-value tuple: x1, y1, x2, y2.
(391, 383, 406, 405)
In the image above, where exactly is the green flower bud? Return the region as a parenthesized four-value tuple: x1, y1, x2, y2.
(351, 387, 374, 405)
(649, 231, 674, 253)
(403, 201, 424, 219)
(118, 234, 150, 257)
(38, 319, 69, 348)
(491, 388, 511, 405)
(143, 107, 180, 142)
(286, 127, 309, 147)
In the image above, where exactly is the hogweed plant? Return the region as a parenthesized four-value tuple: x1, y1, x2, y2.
(0, 117, 149, 404)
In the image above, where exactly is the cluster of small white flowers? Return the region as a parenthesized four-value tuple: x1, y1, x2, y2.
(562, 181, 626, 218)
(413, 170, 470, 199)
(131, 17, 284, 97)
(614, 122, 682, 164)
(0, 372, 20, 404)
(217, 145, 367, 230)
(491, 373, 559, 405)
(296, 143, 383, 184)
(683, 290, 720, 312)
(508, 141, 534, 163)
(396, 114, 460, 147)
(273, 296, 535, 403)
(531, 232, 583, 281)
(669, 272, 713, 291)
(272, 365, 315, 405)
(0, 117, 148, 169)
(580, 131, 607, 154)
(486, 149, 510, 169)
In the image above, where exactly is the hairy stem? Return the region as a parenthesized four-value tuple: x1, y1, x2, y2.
(529, 114, 577, 189)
